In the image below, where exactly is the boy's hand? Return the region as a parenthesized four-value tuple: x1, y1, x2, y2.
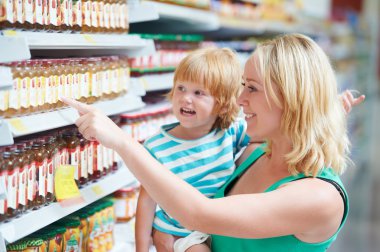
(341, 90, 365, 115)
(153, 229, 176, 252)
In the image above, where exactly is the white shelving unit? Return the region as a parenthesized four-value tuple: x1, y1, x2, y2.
(0, 165, 137, 244)
(5, 94, 144, 137)
(132, 72, 174, 92)
(0, 3, 158, 248)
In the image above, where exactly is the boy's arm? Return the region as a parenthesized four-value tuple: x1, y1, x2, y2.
(135, 186, 157, 252)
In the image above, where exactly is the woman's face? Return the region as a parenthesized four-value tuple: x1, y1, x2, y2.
(238, 54, 283, 140)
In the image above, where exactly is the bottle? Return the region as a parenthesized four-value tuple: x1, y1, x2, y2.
(77, 132, 88, 186)
(0, 0, 15, 29)
(92, 140, 103, 181)
(15, 145, 28, 214)
(63, 130, 80, 187)
(23, 140, 37, 210)
(0, 151, 7, 222)
(81, 0, 92, 33)
(24, 0, 35, 30)
(34, 0, 44, 30)
(48, 0, 59, 31)
(72, 0, 82, 32)
(15, 0, 25, 29)
(32, 140, 47, 208)
(44, 136, 56, 203)
(4, 150, 19, 219)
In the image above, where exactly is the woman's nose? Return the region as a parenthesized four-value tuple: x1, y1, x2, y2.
(237, 91, 248, 106)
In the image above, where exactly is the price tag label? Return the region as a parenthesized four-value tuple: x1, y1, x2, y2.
(8, 118, 28, 134)
(3, 30, 18, 37)
(55, 165, 82, 202)
(91, 185, 104, 196)
(83, 34, 96, 44)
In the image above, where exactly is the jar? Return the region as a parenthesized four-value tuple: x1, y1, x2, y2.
(113, 186, 139, 222)
(24, 237, 45, 251)
(6, 240, 27, 251)
(56, 216, 81, 252)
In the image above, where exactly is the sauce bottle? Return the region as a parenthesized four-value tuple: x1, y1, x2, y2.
(63, 130, 80, 187)
(4, 150, 19, 219)
(72, 0, 82, 32)
(15, 145, 28, 214)
(32, 140, 47, 208)
(23, 140, 37, 210)
(81, 0, 92, 33)
(34, 0, 44, 30)
(77, 132, 88, 186)
(44, 136, 56, 203)
(0, 0, 15, 29)
(0, 151, 7, 222)
(24, 0, 35, 30)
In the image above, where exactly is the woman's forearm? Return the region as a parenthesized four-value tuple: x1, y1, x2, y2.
(116, 134, 208, 229)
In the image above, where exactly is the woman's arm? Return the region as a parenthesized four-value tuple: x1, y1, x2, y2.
(61, 97, 344, 241)
(135, 186, 157, 252)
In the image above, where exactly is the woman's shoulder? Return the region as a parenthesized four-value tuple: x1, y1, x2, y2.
(235, 142, 266, 166)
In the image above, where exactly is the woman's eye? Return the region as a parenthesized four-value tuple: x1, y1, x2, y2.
(248, 86, 258, 92)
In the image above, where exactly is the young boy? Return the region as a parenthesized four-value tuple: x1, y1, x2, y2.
(135, 47, 250, 252)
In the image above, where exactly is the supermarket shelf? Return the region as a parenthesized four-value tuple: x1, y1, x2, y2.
(0, 166, 137, 244)
(0, 35, 30, 63)
(132, 72, 174, 92)
(2, 30, 153, 50)
(121, 100, 172, 117)
(130, 1, 219, 33)
(1, 94, 145, 145)
(129, 1, 159, 23)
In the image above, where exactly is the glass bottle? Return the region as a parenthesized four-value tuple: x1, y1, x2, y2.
(44, 136, 56, 203)
(32, 140, 47, 208)
(0, 151, 7, 222)
(77, 132, 88, 186)
(15, 0, 25, 29)
(72, 0, 82, 32)
(34, 0, 44, 30)
(23, 140, 37, 210)
(4, 150, 19, 219)
(81, 0, 92, 33)
(0, 0, 15, 29)
(15, 145, 28, 214)
(24, 0, 35, 30)
(63, 130, 80, 187)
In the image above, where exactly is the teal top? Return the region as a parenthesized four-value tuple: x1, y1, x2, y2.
(211, 145, 349, 252)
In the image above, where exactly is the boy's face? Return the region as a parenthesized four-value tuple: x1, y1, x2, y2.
(171, 81, 218, 133)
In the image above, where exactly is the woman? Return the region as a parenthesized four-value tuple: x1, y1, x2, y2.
(62, 33, 364, 251)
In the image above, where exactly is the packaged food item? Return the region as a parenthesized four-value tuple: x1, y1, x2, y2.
(56, 216, 82, 252)
(113, 186, 139, 222)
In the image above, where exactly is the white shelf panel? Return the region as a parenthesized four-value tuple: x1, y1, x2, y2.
(0, 35, 30, 63)
(132, 72, 174, 92)
(145, 1, 219, 31)
(129, 2, 159, 23)
(4, 93, 145, 139)
(2, 31, 153, 50)
(0, 166, 137, 244)
(121, 101, 172, 117)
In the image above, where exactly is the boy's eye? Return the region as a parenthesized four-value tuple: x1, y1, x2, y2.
(194, 90, 204, 96)
(177, 85, 185, 91)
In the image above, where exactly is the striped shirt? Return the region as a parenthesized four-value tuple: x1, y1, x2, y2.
(144, 119, 250, 236)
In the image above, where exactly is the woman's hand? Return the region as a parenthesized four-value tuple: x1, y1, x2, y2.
(60, 97, 126, 151)
(340, 90, 365, 115)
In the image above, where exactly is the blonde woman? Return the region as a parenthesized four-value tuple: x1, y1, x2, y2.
(62, 33, 364, 252)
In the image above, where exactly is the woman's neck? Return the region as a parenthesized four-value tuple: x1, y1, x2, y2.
(266, 138, 292, 173)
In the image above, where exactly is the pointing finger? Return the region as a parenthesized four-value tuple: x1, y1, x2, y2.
(60, 96, 94, 115)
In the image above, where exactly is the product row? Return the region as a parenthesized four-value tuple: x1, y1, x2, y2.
(5, 199, 116, 252)
(0, 56, 130, 118)
(0, 126, 122, 222)
(0, 0, 129, 33)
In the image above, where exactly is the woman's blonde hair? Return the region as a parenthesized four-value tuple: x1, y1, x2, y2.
(254, 33, 350, 176)
(167, 47, 242, 130)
